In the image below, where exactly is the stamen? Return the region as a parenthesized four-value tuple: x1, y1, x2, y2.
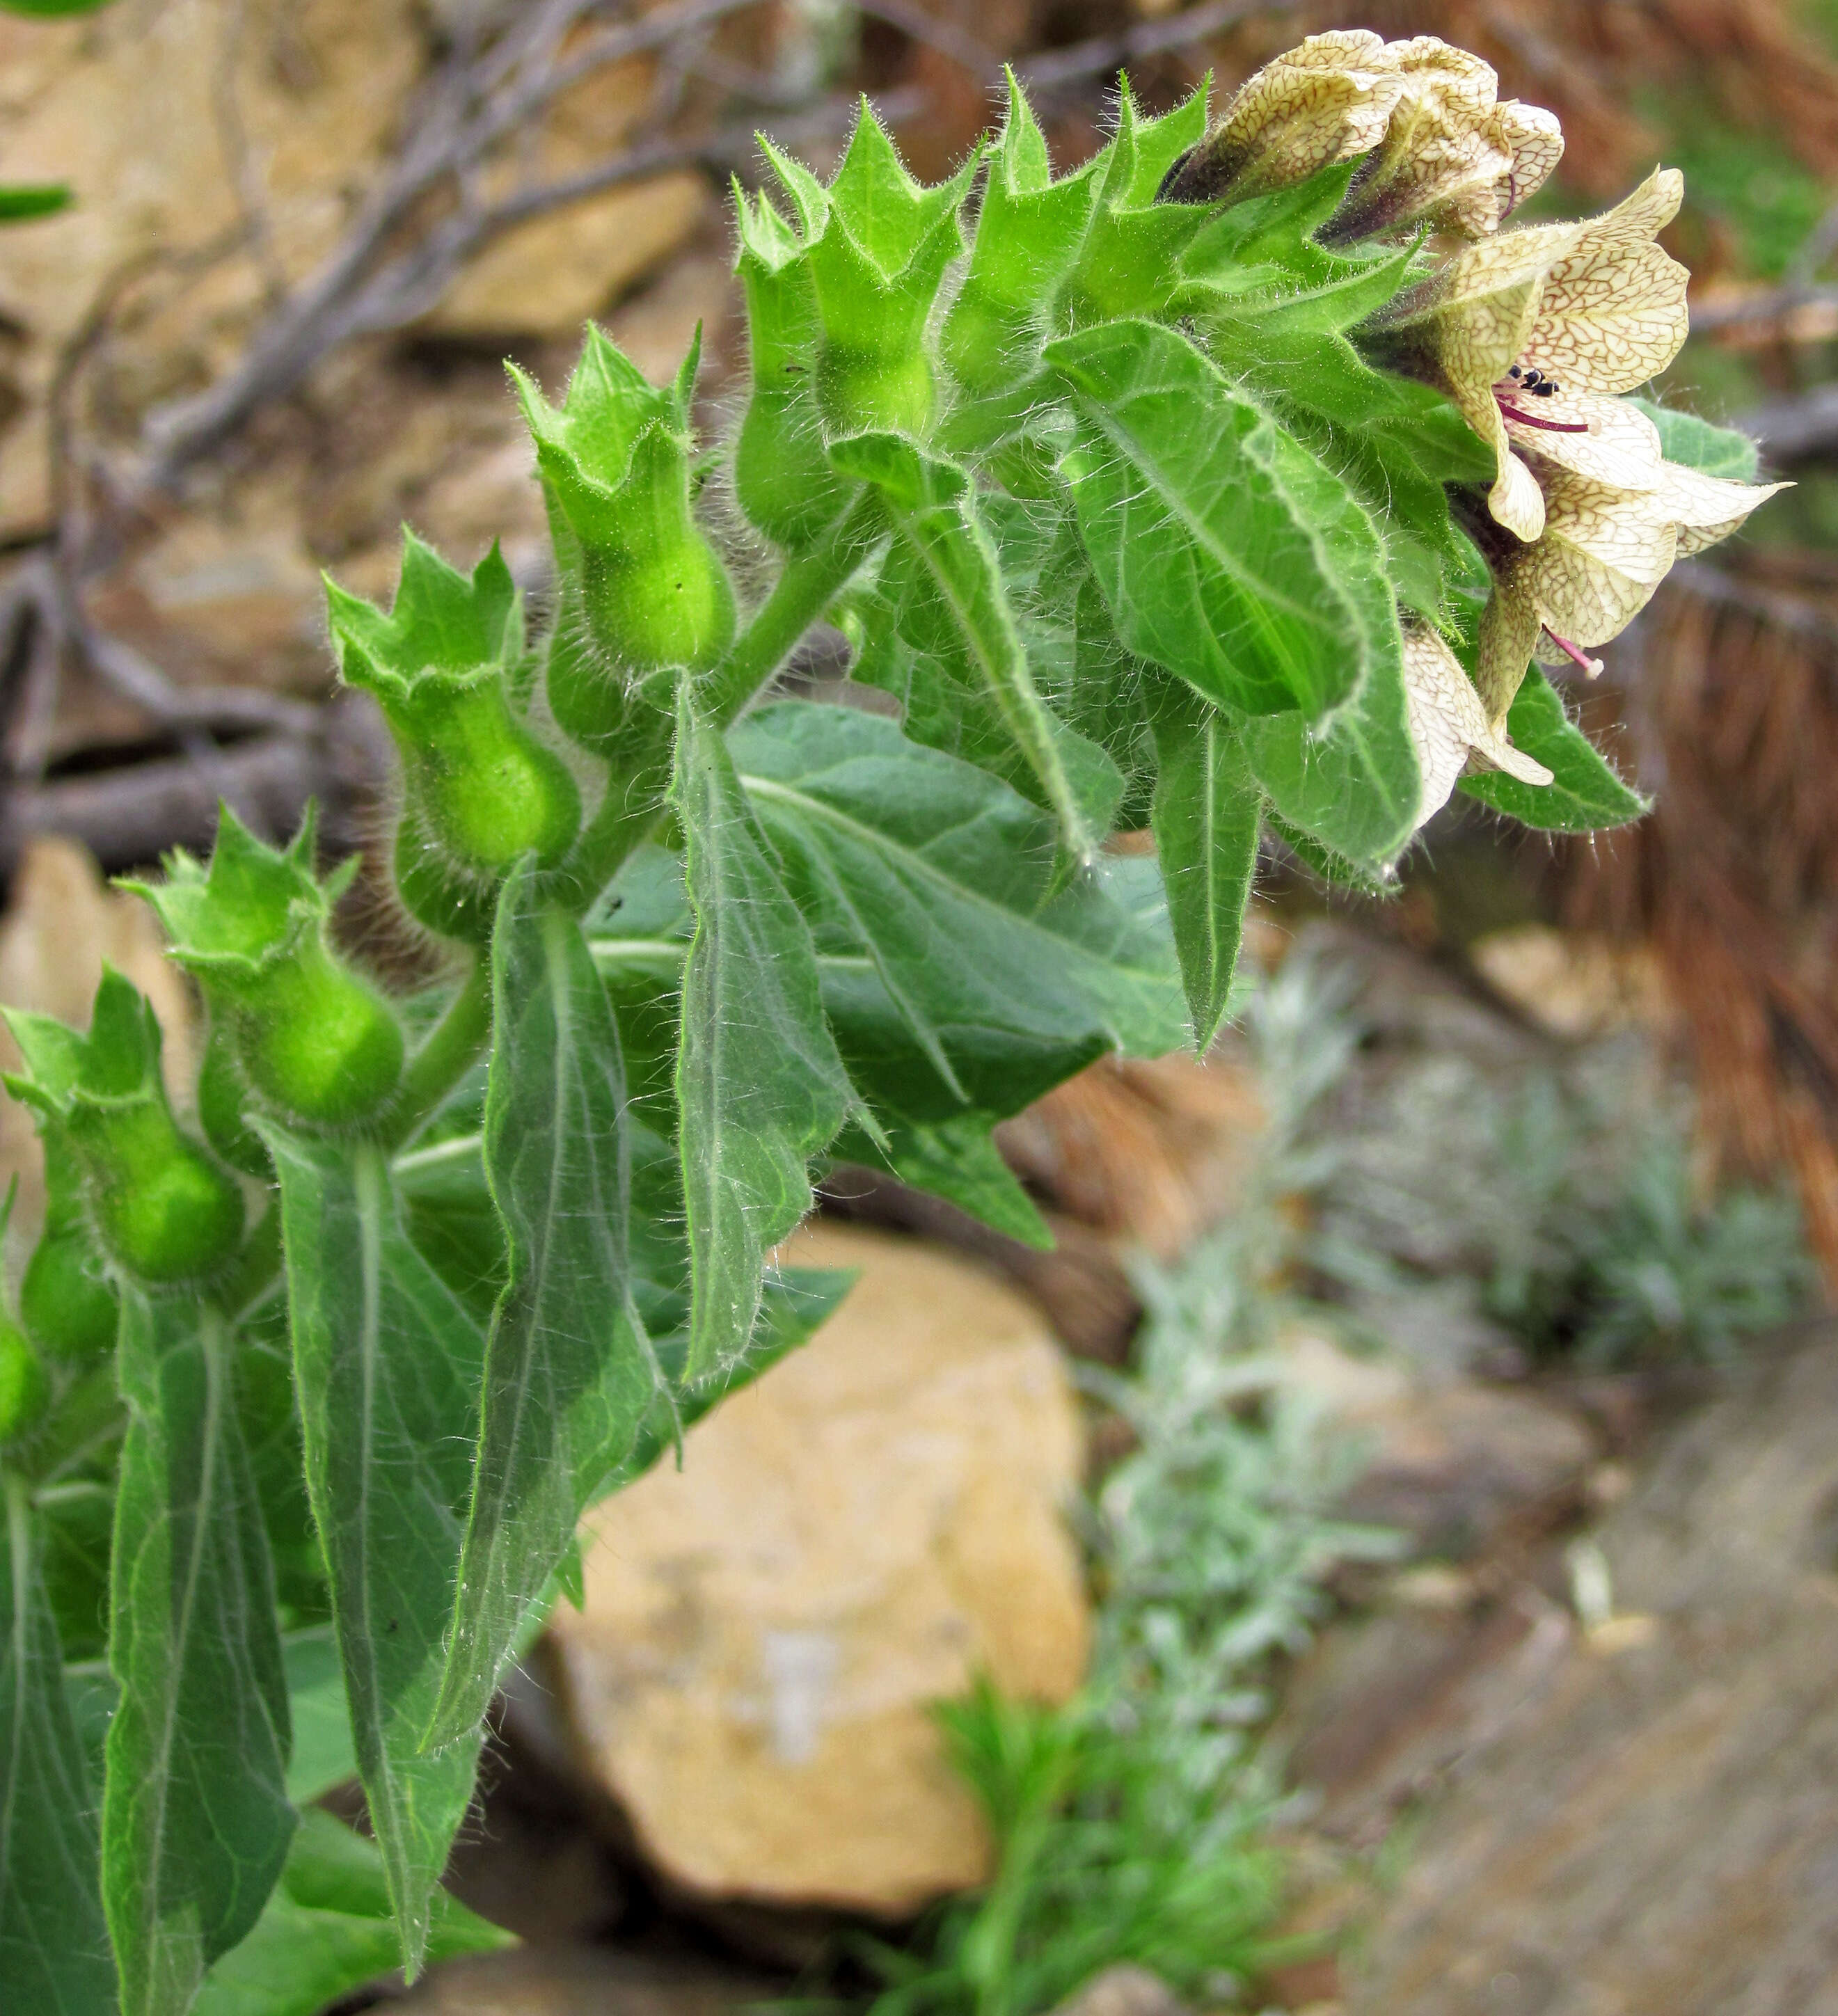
(1545, 630, 1605, 676)
(1497, 401, 1590, 433)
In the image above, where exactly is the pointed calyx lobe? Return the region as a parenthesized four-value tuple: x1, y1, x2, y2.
(744, 101, 976, 444)
(328, 534, 580, 896)
(3, 969, 243, 1285)
(514, 326, 735, 696)
(942, 74, 1208, 427)
(125, 804, 402, 1129)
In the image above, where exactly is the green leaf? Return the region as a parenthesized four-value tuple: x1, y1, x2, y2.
(191, 1810, 511, 2016)
(1, 1479, 113, 2016)
(104, 1291, 294, 2016)
(1267, 811, 1401, 896)
(672, 689, 858, 1381)
(1148, 687, 1262, 1049)
(1048, 319, 1399, 724)
(843, 537, 1125, 841)
(827, 432, 1098, 856)
(280, 1631, 357, 1806)
(1624, 397, 1761, 482)
(266, 1134, 487, 1972)
(832, 1109, 1052, 1249)
(1242, 638, 1421, 870)
(429, 865, 665, 1749)
(1458, 669, 1648, 830)
(731, 701, 1179, 1104)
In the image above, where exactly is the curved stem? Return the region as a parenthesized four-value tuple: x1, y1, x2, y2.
(556, 490, 883, 910)
(381, 953, 493, 1151)
(706, 489, 882, 727)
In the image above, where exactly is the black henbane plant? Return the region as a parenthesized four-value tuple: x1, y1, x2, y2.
(0, 32, 1780, 2016)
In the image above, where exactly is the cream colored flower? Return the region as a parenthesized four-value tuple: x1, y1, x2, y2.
(1474, 455, 1789, 723)
(1403, 623, 1553, 829)
(1370, 169, 1689, 541)
(1160, 31, 1403, 207)
(1323, 38, 1564, 244)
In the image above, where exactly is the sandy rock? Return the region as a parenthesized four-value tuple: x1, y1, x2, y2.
(1048, 1964, 1191, 2016)
(422, 49, 706, 338)
(548, 1220, 1090, 1916)
(392, 1946, 776, 2016)
(0, 0, 422, 537)
(1299, 1327, 1838, 2015)
(1279, 1324, 1597, 1557)
(0, 837, 193, 1230)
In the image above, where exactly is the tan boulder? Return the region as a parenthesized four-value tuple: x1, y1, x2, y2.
(548, 1220, 1090, 1915)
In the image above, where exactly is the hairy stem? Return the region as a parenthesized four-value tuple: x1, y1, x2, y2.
(706, 489, 882, 727)
(557, 490, 883, 908)
(382, 953, 493, 1152)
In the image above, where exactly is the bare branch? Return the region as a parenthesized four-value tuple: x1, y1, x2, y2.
(1688, 283, 1838, 344)
(1014, 0, 1303, 93)
(1731, 381, 1838, 464)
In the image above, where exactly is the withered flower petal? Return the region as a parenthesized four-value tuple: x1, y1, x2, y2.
(1160, 31, 1402, 207)
(1403, 624, 1553, 828)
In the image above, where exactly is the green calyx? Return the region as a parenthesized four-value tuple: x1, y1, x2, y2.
(0, 1312, 48, 1444)
(514, 326, 736, 698)
(734, 184, 848, 546)
(19, 1132, 118, 1363)
(4, 969, 243, 1286)
(328, 534, 583, 878)
(941, 76, 1209, 435)
(751, 105, 978, 443)
(123, 803, 404, 1129)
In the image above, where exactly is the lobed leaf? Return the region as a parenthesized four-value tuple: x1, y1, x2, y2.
(429, 864, 665, 1749)
(267, 1134, 488, 1973)
(1049, 319, 1399, 727)
(1457, 668, 1647, 830)
(103, 1291, 294, 2016)
(827, 431, 1100, 857)
(1, 1481, 114, 2015)
(731, 701, 1182, 1109)
(191, 1810, 510, 2016)
(1147, 684, 1264, 1049)
(1242, 641, 1421, 870)
(672, 690, 858, 1382)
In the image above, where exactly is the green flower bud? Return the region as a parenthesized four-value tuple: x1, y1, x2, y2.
(19, 1131, 120, 1365)
(748, 110, 975, 447)
(0, 1314, 49, 1444)
(515, 326, 735, 729)
(123, 804, 405, 1129)
(392, 802, 498, 945)
(5, 970, 244, 1286)
(21, 1225, 120, 1365)
(72, 1099, 244, 1285)
(733, 186, 847, 548)
(328, 536, 582, 884)
(196, 1019, 274, 1177)
(941, 77, 1209, 431)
